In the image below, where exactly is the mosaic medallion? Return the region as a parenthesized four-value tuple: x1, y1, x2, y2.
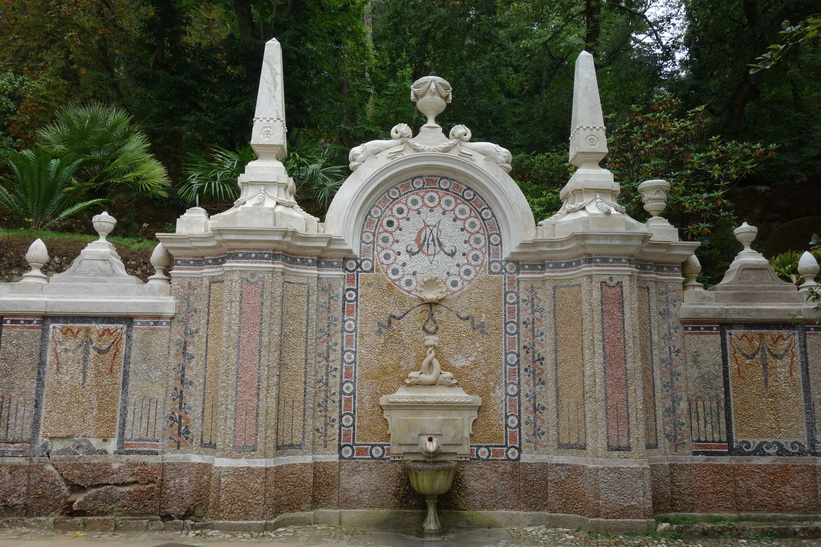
(363, 176, 501, 297)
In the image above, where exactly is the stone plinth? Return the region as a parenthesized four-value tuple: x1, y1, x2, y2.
(380, 385, 481, 461)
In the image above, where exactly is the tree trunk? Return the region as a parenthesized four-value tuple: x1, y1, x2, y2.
(723, 0, 765, 139)
(233, 0, 254, 40)
(584, 0, 602, 56)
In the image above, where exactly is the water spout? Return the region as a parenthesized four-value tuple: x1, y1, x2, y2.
(422, 436, 440, 460)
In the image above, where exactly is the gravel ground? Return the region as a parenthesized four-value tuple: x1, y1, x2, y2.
(1, 524, 820, 546)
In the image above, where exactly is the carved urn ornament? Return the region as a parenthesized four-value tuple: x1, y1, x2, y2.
(410, 76, 452, 127)
(637, 179, 670, 218)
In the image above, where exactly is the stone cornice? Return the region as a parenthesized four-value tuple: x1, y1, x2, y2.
(157, 227, 354, 259)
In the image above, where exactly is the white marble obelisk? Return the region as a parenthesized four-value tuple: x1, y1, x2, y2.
(250, 39, 287, 161)
(210, 37, 319, 232)
(538, 51, 643, 236)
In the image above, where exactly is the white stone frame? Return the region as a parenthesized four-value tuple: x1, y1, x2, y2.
(325, 153, 536, 258)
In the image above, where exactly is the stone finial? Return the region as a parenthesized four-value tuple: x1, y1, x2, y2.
(682, 254, 703, 291)
(92, 211, 116, 242)
(569, 51, 608, 168)
(712, 222, 796, 291)
(411, 76, 452, 127)
(51, 212, 142, 285)
(21, 238, 49, 283)
(798, 251, 819, 290)
(734, 222, 758, 255)
(147, 243, 172, 285)
(342, 77, 513, 175)
(250, 38, 287, 161)
(637, 179, 678, 241)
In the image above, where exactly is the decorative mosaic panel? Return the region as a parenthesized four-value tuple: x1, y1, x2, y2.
(235, 277, 264, 451)
(520, 282, 547, 451)
(554, 284, 586, 449)
(0, 317, 42, 454)
(168, 282, 199, 449)
(683, 324, 725, 454)
(315, 279, 342, 451)
(637, 286, 659, 449)
(340, 175, 520, 461)
(120, 318, 171, 453)
(276, 280, 310, 450)
(659, 287, 687, 452)
(201, 280, 224, 449)
(40, 318, 130, 439)
(723, 325, 813, 456)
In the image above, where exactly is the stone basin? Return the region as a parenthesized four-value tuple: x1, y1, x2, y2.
(405, 460, 457, 496)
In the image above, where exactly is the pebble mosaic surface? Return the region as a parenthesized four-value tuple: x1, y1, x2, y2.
(364, 175, 503, 297)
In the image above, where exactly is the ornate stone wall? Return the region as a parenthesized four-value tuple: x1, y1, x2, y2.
(1, 46, 820, 530)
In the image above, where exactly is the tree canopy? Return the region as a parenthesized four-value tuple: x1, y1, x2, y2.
(0, 0, 818, 239)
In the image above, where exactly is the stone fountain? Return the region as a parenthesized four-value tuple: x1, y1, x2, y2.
(380, 277, 482, 538)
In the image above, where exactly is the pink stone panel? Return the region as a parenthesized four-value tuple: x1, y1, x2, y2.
(667, 463, 693, 512)
(0, 463, 29, 516)
(691, 463, 737, 512)
(601, 281, 630, 450)
(312, 461, 340, 509)
(597, 466, 652, 519)
(211, 466, 266, 520)
(441, 462, 520, 511)
(337, 460, 413, 509)
(160, 462, 212, 519)
(25, 463, 69, 516)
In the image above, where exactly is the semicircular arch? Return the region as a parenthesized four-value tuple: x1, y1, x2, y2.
(325, 153, 536, 258)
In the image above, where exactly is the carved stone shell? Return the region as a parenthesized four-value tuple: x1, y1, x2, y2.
(417, 276, 446, 303)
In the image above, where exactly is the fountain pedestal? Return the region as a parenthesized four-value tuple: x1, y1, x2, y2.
(405, 460, 457, 535)
(380, 383, 481, 536)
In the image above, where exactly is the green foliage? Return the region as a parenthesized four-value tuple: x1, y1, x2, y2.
(609, 96, 775, 236)
(750, 17, 821, 73)
(0, 69, 31, 151)
(284, 140, 347, 213)
(0, 148, 106, 230)
(0, 228, 158, 252)
(510, 151, 571, 221)
(37, 103, 170, 199)
(608, 96, 775, 282)
(770, 250, 802, 283)
(677, 0, 820, 182)
(180, 140, 346, 217)
(180, 145, 256, 205)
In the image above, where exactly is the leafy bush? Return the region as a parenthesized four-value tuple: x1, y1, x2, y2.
(0, 148, 105, 230)
(180, 141, 347, 217)
(607, 95, 776, 283)
(285, 140, 347, 212)
(770, 250, 802, 283)
(37, 103, 169, 199)
(510, 150, 570, 222)
(180, 145, 255, 206)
